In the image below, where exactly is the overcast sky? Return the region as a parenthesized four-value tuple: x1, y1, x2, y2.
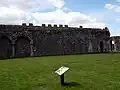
(0, 0, 119, 36)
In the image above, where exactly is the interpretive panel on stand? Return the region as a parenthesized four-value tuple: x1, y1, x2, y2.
(55, 66, 69, 75)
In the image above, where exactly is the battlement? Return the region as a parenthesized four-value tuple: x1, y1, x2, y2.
(22, 23, 26, 26)
(0, 24, 22, 29)
(0, 23, 102, 29)
(0, 23, 109, 33)
(21, 23, 77, 28)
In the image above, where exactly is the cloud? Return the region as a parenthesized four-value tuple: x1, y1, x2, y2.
(48, 0, 65, 8)
(105, 4, 120, 12)
(116, 0, 120, 2)
(105, 4, 116, 10)
(24, 9, 106, 28)
(0, 0, 65, 11)
(116, 18, 120, 22)
(0, 0, 106, 28)
(0, 7, 27, 24)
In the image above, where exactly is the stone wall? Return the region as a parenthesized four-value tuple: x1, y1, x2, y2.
(0, 23, 111, 59)
(110, 36, 120, 52)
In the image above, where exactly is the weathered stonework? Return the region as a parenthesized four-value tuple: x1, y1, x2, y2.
(110, 36, 120, 52)
(0, 23, 113, 59)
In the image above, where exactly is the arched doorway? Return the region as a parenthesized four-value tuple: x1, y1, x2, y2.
(99, 41, 104, 52)
(110, 40, 115, 51)
(15, 36, 31, 58)
(0, 36, 12, 59)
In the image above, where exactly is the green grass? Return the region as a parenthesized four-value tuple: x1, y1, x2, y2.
(0, 54, 120, 90)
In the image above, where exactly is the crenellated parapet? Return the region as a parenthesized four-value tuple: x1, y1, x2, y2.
(0, 23, 105, 31)
(0, 23, 110, 37)
(0, 24, 23, 32)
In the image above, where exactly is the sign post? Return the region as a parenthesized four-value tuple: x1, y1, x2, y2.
(61, 73, 64, 85)
(55, 66, 69, 85)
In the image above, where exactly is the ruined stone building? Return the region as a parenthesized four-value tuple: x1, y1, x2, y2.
(0, 23, 116, 59)
(110, 36, 120, 52)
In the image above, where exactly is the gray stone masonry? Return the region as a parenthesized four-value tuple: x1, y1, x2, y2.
(0, 23, 113, 59)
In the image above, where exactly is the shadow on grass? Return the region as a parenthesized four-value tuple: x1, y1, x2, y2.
(62, 82, 82, 87)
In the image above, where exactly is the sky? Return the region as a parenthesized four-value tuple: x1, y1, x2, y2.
(0, 0, 120, 36)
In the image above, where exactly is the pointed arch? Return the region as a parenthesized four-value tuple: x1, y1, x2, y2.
(15, 36, 31, 57)
(0, 36, 12, 59)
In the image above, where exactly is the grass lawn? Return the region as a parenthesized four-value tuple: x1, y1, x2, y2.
(0, 54, 120, 90)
